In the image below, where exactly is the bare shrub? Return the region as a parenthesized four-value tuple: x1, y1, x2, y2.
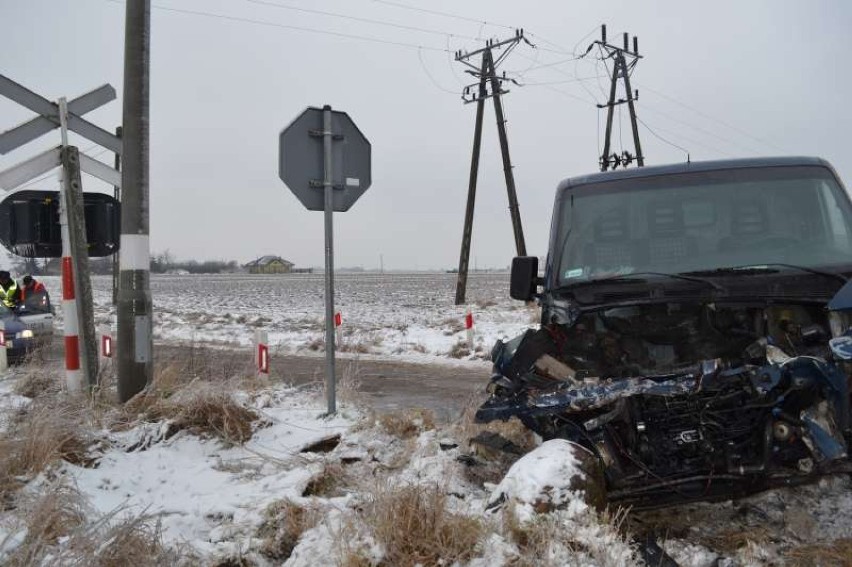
(359, 483, 483, 567)
(378, 409, 436, 439)
(0, 404, 91, 500)
(257, 499, 320, 561)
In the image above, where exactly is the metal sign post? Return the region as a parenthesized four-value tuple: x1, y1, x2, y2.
(279, 105, 371, 415)
(322, 106, 337, 413)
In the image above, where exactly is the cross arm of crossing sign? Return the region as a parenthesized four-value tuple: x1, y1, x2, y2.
(0, 75, 121, 155)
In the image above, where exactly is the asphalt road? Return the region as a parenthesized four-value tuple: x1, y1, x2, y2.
(43, 340, 491, 422)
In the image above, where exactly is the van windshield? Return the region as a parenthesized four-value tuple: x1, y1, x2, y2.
(554, 166, 852, 286)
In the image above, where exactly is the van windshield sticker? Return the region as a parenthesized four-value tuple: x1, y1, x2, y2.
(565, 268, 584, 279)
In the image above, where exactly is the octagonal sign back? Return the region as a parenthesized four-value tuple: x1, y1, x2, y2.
(279, 107, 372, 212)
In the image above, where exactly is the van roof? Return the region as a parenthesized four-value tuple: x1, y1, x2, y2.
(557, 156, 836, 192)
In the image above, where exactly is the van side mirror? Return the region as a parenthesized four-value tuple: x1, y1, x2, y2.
(510, 256, 541, 301)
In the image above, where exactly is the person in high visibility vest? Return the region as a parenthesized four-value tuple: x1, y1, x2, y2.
(20, 275, 49, 312)
(0, 271, 19, 308)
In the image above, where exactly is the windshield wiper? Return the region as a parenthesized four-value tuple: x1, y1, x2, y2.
(683, 263, 848, 285)
(561, 271, 726, 292)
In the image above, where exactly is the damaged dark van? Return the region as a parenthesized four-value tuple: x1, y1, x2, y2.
(477, 157, 852, 507)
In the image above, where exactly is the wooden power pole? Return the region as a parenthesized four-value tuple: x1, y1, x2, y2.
(454, 30, 530, 305)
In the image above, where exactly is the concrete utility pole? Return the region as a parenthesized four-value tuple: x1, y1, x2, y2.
(454, 30, 530, 305)
(117, 0, 153, 402)
(112, 126, 122, 306)
(593, 25, 645, 171)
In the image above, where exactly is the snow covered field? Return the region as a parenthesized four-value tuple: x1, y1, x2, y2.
(46, 272, 537, 364)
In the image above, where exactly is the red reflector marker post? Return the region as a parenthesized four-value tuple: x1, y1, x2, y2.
(254, 329, 269, 375)
(465, 307, 475, 347)
(102, 334, 113, 358)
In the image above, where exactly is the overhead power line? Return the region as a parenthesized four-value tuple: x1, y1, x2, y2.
(245, 0, 483, 41)
(371, 0, 515, 30)
(417, 48, 458, 94)
(104, 0, 451, 52)
(637, 117, 690, 161)
(639, 116, 734, 158)
(637, 84, 786, 153)
(640, 104, 764, 155)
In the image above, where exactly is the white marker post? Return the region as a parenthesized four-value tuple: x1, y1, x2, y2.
(0, 321, 7, 373)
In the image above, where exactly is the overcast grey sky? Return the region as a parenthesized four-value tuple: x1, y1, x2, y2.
(1, 0, 851, 270)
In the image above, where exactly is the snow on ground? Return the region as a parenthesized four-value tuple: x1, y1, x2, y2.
(66, 388, 356, 559)
(0, 365, 851, 565)
(6, 273, 852, 565)
(41, 272, 536, 365)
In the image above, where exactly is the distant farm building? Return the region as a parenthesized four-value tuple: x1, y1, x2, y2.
(245, 255, 294, 274)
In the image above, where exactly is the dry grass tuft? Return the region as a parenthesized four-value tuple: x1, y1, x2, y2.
(13, 367, 61, 399)
(0, 404, 92, 500)
(114, 361, 261, 444)
(502, 506, 560, 564)
(303, 461, 349, 497)
(357, 483, 483, 567)
(257, 499, 320, 561)
(4, 481, 87, 563)
(145, 389, 261, 444)
(501, 505, 633, 567)
(116, 361, 190, 424)
(210, 556, 256, 567)
(700, 526, 772, 556)
(377, 409, 435, 439)
(3, 483, 180, 567)
(83, 512, 179, 567)
(447, 340, 471, 359)
(786, 538, 852, 566)
(337, 359, 364, 406)
(452, 399, 537, 486)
